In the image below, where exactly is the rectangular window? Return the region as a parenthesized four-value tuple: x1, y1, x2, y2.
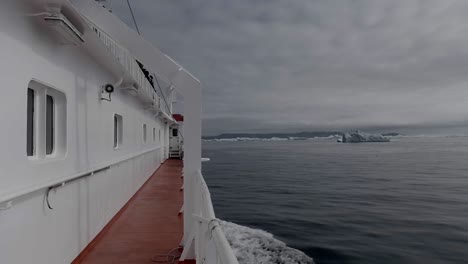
(172, 128, 178, 137)
(143, 124, 147, 142)
(46, 95, 54, 155)
(27, 80, 66, 159)
(114, 114, 123, 149)
(27, 89, 35, 156)
(153, 128, 156, 142)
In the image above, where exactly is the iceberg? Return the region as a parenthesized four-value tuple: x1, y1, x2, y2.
(220, 220, 315, 264)
(341, 130, 390, 143)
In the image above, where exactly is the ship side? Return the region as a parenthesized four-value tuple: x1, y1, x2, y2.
(0, 1, 166, 263)
(0, 1, 237, 263)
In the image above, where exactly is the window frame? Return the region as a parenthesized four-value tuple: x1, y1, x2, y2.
(26, 80, 66, 160)
(113, 114, 123, 149)
(46, 95, 55, 155)
(27, 88, 35, 156)
(143, 124, 147, 143)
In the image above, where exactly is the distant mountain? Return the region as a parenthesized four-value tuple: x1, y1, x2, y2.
(203, 131, 401, 140)
(202, 131, 343, 139)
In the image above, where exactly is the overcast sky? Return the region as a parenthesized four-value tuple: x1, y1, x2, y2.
(109, 0, 468, 135)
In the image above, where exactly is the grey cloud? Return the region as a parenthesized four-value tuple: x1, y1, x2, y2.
(110, 0, 468, 135)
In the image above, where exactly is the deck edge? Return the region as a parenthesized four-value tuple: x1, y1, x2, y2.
(71, 160, 168, 264)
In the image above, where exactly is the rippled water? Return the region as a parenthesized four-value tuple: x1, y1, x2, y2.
(202, 137, 468, 264)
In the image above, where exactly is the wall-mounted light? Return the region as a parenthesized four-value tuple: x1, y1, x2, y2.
(44, 13, 84, 45)
(100, 84, 114, 102)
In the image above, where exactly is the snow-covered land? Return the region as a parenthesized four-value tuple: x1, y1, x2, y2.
(220, 221, 315, 264)
(341, 130, 390, 143)
(203, 135, 342, 142)
(211, 137, 290, 142)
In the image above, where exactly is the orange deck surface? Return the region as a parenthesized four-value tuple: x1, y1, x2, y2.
(73, 159, 186, 264)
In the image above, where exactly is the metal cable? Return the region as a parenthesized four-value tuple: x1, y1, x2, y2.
(151, 246, 183, 263)
(154, 74, 172, 114)
(125, 0, 172, 116)
(126, 0, 141, 35)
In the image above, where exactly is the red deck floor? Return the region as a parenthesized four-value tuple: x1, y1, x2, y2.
(73, 159, 185, 264)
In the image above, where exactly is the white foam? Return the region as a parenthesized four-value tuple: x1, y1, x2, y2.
(219, 220, 315, 264)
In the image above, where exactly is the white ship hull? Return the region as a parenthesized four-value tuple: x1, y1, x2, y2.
(0, 1, 169, 263)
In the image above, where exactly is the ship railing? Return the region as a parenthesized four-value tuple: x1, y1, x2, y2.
(87, 21, 167, 114)
(181, 170, 240, 264)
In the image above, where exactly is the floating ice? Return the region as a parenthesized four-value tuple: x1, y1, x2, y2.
(219, 220, 315, 264)
(341, 130, 390, 143)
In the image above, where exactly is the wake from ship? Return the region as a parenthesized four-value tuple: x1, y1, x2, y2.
(220, 221, 315, 264)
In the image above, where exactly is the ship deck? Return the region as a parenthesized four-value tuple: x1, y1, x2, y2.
(73, 159, 190, 264)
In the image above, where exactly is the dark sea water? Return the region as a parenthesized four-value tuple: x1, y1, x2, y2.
(202, 137, 468, 264)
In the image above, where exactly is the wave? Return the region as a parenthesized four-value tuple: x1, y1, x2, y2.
(219, 220, 315, 264)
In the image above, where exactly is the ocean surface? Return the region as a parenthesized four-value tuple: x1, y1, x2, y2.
(202, 137, 468, 264)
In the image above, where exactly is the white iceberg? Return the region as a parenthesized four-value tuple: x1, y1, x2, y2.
(341, 130, 390, 143)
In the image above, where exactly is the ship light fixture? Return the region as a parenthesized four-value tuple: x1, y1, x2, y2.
(44, 12, 84, 45)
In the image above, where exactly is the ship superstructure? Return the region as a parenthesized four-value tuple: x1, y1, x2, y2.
(0, 0, 237, 263)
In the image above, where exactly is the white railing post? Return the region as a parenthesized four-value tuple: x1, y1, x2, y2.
(173, 69, 201, 254)
(180, 172, 240, 264)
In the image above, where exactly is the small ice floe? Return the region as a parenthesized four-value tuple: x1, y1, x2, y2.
(219, 221, 315, 264)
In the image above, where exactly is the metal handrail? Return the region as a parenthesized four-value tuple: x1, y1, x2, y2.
(0, 146, 161, 207)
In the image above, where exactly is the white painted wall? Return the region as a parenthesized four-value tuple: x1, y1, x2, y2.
(0, 1, 170, 263)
